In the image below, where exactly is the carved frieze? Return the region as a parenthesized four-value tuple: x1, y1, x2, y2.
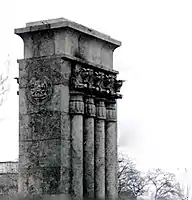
(70, 64, 123, 99)
(27, 76, 53, 105)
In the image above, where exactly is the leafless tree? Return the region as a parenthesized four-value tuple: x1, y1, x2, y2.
(147, 168, 185, 200)
(118, 154, 150, 199)
(0, 56, 10, 107)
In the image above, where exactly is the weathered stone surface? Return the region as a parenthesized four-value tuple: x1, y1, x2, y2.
(18, 58, 71, 88)
(18, 169, 43, 195)
(105, 121, 117, 200)
(94, 99, 106, 199)
(45, 85, 69, 112)
(41, 167, 61, 195)
(83, 97, 95, 198)
(84, 97, 96, 117)
(19, 85, 69, 114)
(94, 119, 105, 199)
(0, 173, 18, 196)
(69, 93, 84, 114)
(15, 18, 121, 69)
(69, 94, 84, 199)
(19, 111, 61, 142)
(83, 118, 94, 198)
(30, 111, 61, 141)
(25, 30, 55, 58)
(60, 113, 70, 140)
(60, 114, 71, 194)
(71, 114, 83, 199)
(105, 101, 117, 199)
(95, 99, 106, 119)
(19, 167, 60, 196)
(19, 114, 32, 141)
(59, 166, 70, 195)
(19, 139, 61, 169)
(26, 18, 68, 26)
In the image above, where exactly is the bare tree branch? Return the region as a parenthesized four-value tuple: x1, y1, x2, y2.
(147, 168, 185, 200)
(118, 154, 150, 199)
(0, 56, 10, 107)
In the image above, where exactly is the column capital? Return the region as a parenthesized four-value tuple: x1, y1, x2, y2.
(69, 92, 84, 115)
(106, 100, 117, 122)
(95, 99, 106, 120)
(84, 96, 96, 117)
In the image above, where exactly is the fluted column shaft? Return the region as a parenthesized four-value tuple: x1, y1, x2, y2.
(94, 99, 106, 199)
(105, 100, 118, 200)
(69, 92, 84, 200)
(83, 96, 96, 198)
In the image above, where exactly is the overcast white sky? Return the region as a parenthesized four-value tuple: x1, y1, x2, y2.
(0, 0, 192, 184)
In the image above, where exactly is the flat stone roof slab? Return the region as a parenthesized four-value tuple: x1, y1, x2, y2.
(14, 18, 121, 47)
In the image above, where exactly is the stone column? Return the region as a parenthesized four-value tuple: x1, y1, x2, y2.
(94, 98, 106, 199)
(69, 92, 84, 199)
(83, 96, 95, 198)
(105, 100, 117, 200)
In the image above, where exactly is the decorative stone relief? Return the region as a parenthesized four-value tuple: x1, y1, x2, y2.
(114, 80, 124, 93)
(106, 101, 117, 122)
(69, 93, 84, 114)
(84, 97, 96, 117)
(95, 99, 106, 120)
(27, 76, 53, 105)
(70, 64, 124, 99)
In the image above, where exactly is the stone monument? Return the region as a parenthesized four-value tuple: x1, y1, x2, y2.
(15, 18, 123, 200)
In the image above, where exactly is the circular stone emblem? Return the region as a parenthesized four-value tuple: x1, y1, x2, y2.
(27, 76, 53, 105)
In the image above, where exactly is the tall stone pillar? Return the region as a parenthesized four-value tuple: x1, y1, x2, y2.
(83, 96, 95, 198)
(15, 18, 123, 199)
(17, 58, 70, 196)
(105, 100, 118, 200)
(95, 99, 106, 199)
(69, 92, 84, 199)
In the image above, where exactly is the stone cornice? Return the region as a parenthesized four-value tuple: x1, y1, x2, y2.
(17, 54, 124, 99)
(14, 18, 121, 48)
(17, 53, 119, 74)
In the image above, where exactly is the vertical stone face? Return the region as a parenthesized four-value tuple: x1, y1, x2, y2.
(15, 18, 123, 199)
(105, 100, 118, 200)
(18, 57, 71, 196)
(94, 99, 106, 199)
(60, 113, 71, 194)
(83, 97, 95, 198)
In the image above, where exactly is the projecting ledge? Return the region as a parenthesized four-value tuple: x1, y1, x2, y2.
(14, 18, 121, 48)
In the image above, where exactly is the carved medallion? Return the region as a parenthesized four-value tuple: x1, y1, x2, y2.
(27, 76, 53, 105)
